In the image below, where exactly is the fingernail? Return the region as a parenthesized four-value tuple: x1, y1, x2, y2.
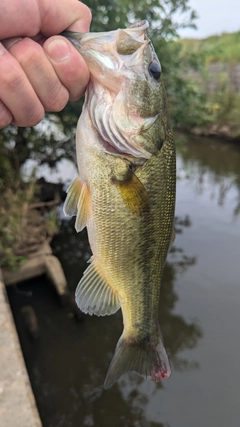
(47, 39, 71, 63)
(0, 43, 6, 55)
(2, 37, 22, 50)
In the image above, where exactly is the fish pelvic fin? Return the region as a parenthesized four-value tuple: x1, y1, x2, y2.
(104, 329, 171, 389)
(63, 177, 90, 232)
(75, 257, 120, 316)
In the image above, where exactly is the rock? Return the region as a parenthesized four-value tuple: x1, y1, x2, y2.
(218, 125, 231, 137)
(21, 306, 40, 340)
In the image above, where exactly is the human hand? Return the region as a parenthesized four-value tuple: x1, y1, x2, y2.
(0, 0, 91, 129)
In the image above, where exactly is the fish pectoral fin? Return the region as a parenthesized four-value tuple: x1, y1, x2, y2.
(63, 177, 90, 232)
(75, 183, 90, 232)
(113, 171, 149, 215)
(63, 177, 82, 217)
(75, 257, 120, 316)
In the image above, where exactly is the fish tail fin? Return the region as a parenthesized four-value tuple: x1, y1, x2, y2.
(104, 330, 171, 389)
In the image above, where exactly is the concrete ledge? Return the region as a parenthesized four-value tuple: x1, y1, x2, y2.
(2, 242, 68, 303)
(0, 270, 42, 427)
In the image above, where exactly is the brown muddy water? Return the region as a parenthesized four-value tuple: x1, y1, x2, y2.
(7, 134, 240, 427)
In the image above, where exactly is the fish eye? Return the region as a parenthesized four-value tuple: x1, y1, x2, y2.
(148, 61, 161, 80)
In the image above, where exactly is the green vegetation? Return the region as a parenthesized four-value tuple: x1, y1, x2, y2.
(1, 1, 240, 269)
(174, 31, 240, 137)
(179, 31, 240, 64)
(0, 179, 59, 270)
(0, 0, 197, 269)
(0, 126, 64, 270)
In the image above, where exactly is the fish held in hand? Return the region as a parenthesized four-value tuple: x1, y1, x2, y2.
(63, 20, 176, 388)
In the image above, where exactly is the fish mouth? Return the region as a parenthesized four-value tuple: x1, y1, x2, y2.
(62, 20, 149, 47)
(61, 20, 149, 76)
(62, 21, 155, 160)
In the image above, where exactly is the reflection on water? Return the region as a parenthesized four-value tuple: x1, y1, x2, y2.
(9, 218, 199, 427)
(177, 133, 240, 217)
(7, 134, 240, 427)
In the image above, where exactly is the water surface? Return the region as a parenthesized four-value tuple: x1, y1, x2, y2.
(8, 134, 240, 427)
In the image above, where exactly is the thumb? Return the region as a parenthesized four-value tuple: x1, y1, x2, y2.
(44, 36, 89, 101)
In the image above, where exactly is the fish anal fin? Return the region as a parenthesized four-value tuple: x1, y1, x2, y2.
(104, 328, 171, 389)
(63, 177, 90, 232)
(113, 171, 149, 215)
(75, 257, 120, 316)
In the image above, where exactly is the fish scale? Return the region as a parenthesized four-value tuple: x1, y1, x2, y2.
(63, 20, 176, 388)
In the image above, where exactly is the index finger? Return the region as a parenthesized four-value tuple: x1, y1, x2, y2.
(41, 0, 92, 35)
(0, 0, 91, 39)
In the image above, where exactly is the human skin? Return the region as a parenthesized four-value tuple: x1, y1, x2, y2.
(0, 0, 92, 129)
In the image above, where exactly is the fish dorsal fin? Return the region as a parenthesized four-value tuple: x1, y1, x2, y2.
(113, 171, 149, 215)
(75, 257, 120, 316)
(63, 177, 90, 232)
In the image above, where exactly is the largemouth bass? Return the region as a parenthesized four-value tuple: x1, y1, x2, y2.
(63, 20, 176, 388)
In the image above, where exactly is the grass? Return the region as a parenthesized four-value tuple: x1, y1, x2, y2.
(174, 31, 240, 137)
(179, 31, 240, 64)
(0, 180, 59, 270)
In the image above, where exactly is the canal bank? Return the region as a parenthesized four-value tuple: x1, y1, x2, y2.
(0, 270, 42, 427)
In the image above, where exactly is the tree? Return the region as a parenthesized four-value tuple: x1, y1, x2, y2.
(0, 0, 198, 268)
(86, 0, 196, 37)
(0, 0, 198, 179)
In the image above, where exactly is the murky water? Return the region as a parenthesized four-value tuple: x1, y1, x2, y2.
(7, 134, 240, 427)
